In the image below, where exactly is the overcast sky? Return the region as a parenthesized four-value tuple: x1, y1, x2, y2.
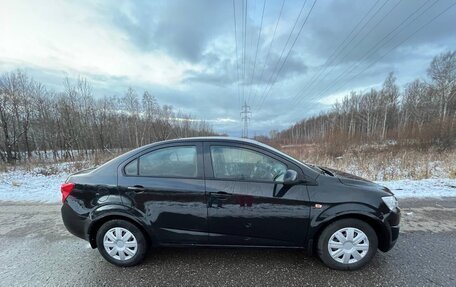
(1, 0, 455, 136)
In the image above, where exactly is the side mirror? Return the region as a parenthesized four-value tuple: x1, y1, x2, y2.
(283, 169, 298, 185)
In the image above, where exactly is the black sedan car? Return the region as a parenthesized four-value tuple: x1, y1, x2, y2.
(61, 137, 400, 270)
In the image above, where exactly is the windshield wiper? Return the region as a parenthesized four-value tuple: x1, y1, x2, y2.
(319, 167, 334, 176)
(308, 164, 325, 175)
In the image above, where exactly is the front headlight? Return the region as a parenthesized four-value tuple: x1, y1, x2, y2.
(382, 196, 398, 211)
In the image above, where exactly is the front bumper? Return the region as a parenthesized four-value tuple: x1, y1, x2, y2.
(379, 207, 400, 252)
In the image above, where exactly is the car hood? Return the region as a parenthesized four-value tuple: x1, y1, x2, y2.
(321, 167, 372, 183)
(320, 167, 393, 195)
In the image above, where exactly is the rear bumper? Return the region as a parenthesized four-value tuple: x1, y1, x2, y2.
(61, 201, 91, 241)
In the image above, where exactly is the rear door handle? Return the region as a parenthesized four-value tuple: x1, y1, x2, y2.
(127, 185, 145, 192)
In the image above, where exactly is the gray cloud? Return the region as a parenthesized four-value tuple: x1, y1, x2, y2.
(108, 0, 232, 62)
(183, 50, 308, 88)
(302, 0, 456, 62)
(2, 0, 456, 136)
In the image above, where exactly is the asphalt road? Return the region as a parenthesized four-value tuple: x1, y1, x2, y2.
(1, 198, 456, 287)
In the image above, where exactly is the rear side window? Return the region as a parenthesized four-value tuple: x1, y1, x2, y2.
(128, 146, 198, 178)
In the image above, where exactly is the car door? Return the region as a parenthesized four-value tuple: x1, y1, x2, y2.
(118, 142, 207, 245)
(204, 141, 311, 247)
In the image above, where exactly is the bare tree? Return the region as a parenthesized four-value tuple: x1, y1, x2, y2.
(273, 51, 456, 152)
(427, 51, 456, 122)
(0, 71, 215, 164)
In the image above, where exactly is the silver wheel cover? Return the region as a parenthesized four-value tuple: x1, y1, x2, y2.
(328, 227, 369, 264)
(103, 227, 138, 261)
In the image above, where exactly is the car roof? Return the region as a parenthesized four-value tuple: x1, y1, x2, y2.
(156, 136, 261, 145)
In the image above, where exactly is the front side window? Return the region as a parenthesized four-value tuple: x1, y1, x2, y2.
(127, 146, 198, 178)
(210, 146, 287, 181)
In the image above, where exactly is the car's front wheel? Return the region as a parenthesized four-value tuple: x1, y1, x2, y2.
(96, 219, 148, 267)
(317, 218, 378, 270)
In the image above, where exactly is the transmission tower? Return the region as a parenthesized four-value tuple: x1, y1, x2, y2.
(240, 101, 251, 138)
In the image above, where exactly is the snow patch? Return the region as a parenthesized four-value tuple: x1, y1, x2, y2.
(376, 178, 456, 198)
(0, 169, 69, 203)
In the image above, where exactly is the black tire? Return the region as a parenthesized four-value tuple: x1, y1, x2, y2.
(96, 219, 148, 267)
(317, 218, 378, 270)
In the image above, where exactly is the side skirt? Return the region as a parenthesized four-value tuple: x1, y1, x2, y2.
(157, 243, 305, 249)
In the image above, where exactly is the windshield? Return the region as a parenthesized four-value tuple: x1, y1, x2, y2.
(253, 140, 312, 168)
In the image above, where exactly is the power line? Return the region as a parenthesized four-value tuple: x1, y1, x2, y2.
(294, 0, 401, 104)
(310, 0, 435, 100)
(297, 0, 442, 106)
(257, 0, 317, 111)
(232, 0, 241, 110)
(246, 0, 258, 99)
(242, 0, 248, 104)
(254, 0, 308, 108)
(313, 0, 455, 104)
(250, 0, 285, 108)
(246, 0, 266, 105)
(290, 0, 383, 105)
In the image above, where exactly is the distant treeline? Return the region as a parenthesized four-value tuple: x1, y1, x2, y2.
(0, 72, 215, 163)
(270, 51, 456, 154)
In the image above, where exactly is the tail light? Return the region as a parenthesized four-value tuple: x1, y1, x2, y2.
(61, 183, 75, 203)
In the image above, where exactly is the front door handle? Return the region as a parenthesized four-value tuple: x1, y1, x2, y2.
(209, 191, 232, 198)
(209, 191, 232, 202)
(213, 191, 231, 195)
(208, 191, 232, 208)
(127, 185, 145, 192)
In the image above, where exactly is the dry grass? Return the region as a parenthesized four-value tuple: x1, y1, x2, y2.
(281, 144, 456, 181)
(2, 146, 455, 181)
(0, 150, 124, 175)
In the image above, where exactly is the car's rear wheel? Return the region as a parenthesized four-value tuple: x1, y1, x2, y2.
(96, 219, 148, 267)
(317, 218, 377, 270)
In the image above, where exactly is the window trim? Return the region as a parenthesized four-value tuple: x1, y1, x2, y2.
(206, 143, 292, 184)
(121, 143, 203, 180)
